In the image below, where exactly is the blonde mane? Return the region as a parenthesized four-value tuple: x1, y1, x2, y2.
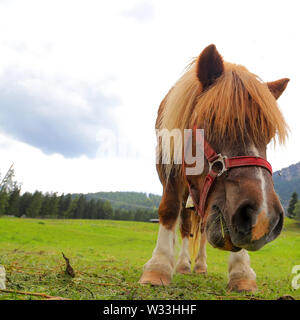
(157, 59, 288, 177)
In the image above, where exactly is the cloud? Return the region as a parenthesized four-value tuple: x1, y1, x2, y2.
(0, 68, 119, 158)
(0, 132, 163, 195)
(122, 2, 155, 22)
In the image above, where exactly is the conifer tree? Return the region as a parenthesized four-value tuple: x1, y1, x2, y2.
(294, 201, 300, 222)
(26, 191, 43, 218)
(287, 192, 298, 218)
(6, 188, 20, 216)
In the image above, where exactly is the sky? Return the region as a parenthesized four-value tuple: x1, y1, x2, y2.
(0, 0, 299, 195)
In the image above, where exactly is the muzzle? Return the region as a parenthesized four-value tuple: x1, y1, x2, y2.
(183, 127, 272, 230)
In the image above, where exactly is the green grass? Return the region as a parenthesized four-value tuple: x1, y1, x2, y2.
(0, 216, 300, 300)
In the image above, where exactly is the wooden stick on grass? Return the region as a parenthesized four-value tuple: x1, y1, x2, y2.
(0, 288, 71, 300)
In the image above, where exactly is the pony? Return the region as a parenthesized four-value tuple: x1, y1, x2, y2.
(139, 44, 289, 292)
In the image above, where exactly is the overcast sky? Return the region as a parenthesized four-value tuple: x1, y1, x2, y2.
(0, 0, 299, 195)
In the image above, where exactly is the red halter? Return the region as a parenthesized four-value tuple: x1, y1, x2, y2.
(183, 128, 272, 219)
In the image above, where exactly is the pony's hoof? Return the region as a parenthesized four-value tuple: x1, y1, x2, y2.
(194, 265, 207, 274)
(139, 271, 171, 286)
(227, 279, 257, 292)
(176, 264, 191, 274)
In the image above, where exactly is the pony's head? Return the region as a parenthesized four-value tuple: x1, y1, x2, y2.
(160, 44, 289, 251)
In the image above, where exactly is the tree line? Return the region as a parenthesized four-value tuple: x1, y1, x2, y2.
(0, 165, 158, 222)
(81, 191, 161, 212)
(0, 189, 158, 221)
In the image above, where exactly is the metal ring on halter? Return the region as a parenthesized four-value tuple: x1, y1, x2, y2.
(208, 154, 228, 177)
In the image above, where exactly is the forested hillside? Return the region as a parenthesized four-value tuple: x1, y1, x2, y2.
(0, 190, 158, 222)
(273, 162, 300, 208)
(72, 191, 161, 211)
(0, 166, 159, 221)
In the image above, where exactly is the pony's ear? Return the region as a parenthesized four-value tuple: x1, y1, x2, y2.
(267, 78, 290, 100)
(196, 44, 224, 90)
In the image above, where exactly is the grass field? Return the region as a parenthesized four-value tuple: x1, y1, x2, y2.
(0, 216, 300, 300)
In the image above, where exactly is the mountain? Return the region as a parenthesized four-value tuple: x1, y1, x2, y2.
(273, 161, 300, 209)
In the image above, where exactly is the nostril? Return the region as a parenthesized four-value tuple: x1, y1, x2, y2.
(232, 202, 256, 235)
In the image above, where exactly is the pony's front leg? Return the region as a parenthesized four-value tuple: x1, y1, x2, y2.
(194, 231, 207, 274)
(227, 249, 257, 292)
(139, 186, 182, 286)
(176, 208, 192, 274)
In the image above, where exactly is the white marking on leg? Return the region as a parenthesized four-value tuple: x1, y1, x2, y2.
(194, 232, 207, 272)
(143, 224, 176, 275)
(228, 249, 256, 282)
(176, 237, 191, 273)
(178, 237, 190, 261)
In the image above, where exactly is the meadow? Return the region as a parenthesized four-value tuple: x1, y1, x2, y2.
(0, 216, 299, 300)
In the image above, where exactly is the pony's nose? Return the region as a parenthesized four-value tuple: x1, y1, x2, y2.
(232, 202, 257, 235)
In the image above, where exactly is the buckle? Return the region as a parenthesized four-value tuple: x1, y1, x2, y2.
(208, 154, 228, 177)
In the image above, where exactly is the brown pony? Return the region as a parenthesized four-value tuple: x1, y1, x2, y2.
(139, 44, 289, 292)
